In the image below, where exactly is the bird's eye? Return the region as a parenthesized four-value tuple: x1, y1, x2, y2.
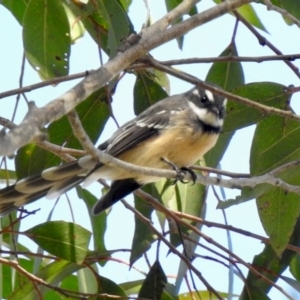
(201, 95, 209, 103)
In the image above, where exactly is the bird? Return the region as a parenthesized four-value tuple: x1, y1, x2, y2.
(0, 86, 226, 216)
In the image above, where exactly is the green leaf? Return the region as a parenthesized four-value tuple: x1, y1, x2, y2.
(257, 187, 300, 256)
(240, 286, 271, 300)
(154, 69, 171, 94)
(138, 261, 167, 299)
(44, 290, 66, 300)
(2, 258, 34, 299)
(23, 0, 70, 79)
(67, 1, 109, 52)
(62, 2, 85, 44)
(25, 221, 91, 263)
(165, 0, 197, 16)
(251, 115, 300, 175)
(236, 3, 268, 32)
(0, 169, 16, 181)
(9, 259, 85, 299)
(172, 162, 208, 291)
(165, 0, 184, 49)
(15, 89, 109, 179)
(206, 42, 245, 91)
(95, 274, 127, 297)
(204, 131, 235, 168)
(240, 216, 300, 298)
(217, 183, 271, 209)
(1, 230, 30, 254)
(121, 280, 176, 299)
(134, 70, 169, 114)
(290, 253, 300, 281)
(59, 274, 78, 293)
(48, 88, 110, 150)
(251, 115, 300, 255)
(130, 185, 156, 266)
(175, 179, 206, 217)
(174, 214, 206, 292)
(274, 0, 300, 24)
(154, 177, 206, 248)
(1, 0, 29, 24)
(214, 1, 267, 32)
(165, 0, 198, 49)
(96, 0, 132, 56)
(188, 4, 198, 15)
(178, 290, 237, 299)
(223, 82, 289, 133)
(120, 279, 144, 295)
(119, 0, 132, 11)
(154, 178, 205, 217)
(76, 187, 107, 256)
(69, 0, 132, 56)
(77, 266, 98, 294)
(154, 179, 173, 230)
(15, 143, 61, 179)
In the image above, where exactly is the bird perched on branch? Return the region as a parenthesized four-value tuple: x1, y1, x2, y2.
(0, 86, 226, 216)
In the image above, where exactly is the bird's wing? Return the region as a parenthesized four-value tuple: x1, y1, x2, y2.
(101, 95, 187, 158)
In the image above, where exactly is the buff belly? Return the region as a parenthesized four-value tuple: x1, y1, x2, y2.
(93, 126, 219, 184)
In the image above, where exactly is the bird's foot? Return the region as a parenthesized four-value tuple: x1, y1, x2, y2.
(160, 158, 197, 185)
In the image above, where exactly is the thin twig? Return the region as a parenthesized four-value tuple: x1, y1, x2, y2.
(234, 11, 300, 79)
(147, 57, 300, 121)
(133, 54, 300, 67)
(121, 199, 224, 300)
(133, 190, 294, 299)
(263, 0, 300, 28)
(0, 117, 83, 162)
(184, 235, 247, 285)
(0, 71, 92, 100)
(174, 211, 300, 254)
(67, 110, 99, 160)
(191, 165, 250, 178)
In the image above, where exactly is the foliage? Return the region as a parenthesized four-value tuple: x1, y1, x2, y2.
(1, 0, 300, 299)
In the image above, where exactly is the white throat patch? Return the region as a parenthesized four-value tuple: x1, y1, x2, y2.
(188, 101, 223, 127)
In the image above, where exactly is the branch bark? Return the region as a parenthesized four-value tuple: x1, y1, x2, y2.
(0, 0, 253, 156)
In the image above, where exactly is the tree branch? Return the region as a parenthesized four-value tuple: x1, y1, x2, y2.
(147, 58, 299, 120)
(0, 117, 83, 162)
(0, 0, 253, 156)
(3, 52, 299, 101)
(122, 200, 224, 300)
(146, 54, 300, 65)
(0, 71, 91, 100)
(234, 10, 300, 79)
(263, 0, 300, 28)
(133, 189, 294, 299)
(174, 211, 300, 254)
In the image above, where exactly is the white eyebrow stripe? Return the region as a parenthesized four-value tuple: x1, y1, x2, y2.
(204, 90, 214, 102)
(192, 88, 200, 96)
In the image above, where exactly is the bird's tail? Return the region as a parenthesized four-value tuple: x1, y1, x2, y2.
(0, 158, 142, 216)
(0, 160, 88, 216)
(92, 178, 141, 215)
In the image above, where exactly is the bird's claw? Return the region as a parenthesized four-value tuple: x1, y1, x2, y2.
(179, 167, 197, 185)
(161, 158, 197, 185)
